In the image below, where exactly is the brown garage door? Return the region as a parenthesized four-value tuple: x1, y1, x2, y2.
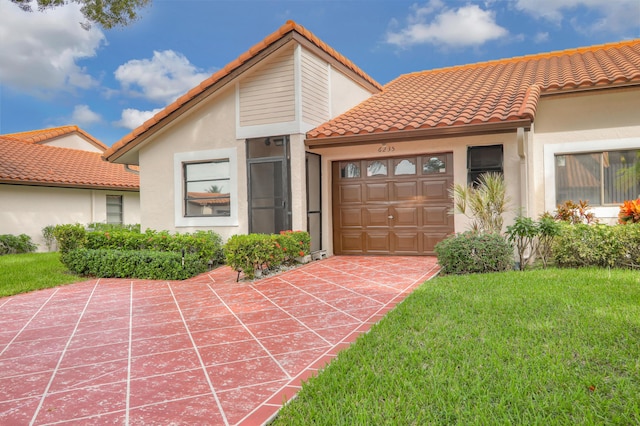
(332, 153, 453, 255)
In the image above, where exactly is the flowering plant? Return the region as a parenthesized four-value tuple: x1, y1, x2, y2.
(618, 198, 640, 224)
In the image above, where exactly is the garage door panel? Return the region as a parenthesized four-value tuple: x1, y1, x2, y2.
(394, 207, 418, 227)
(421, 179, 449, 200)
(340, 232, 365, 253)
(366, 232, 390, 253)
(340, 184, 362, 203)
(423, 205, 450, 226)
(340, 208, 362, 227)
(365, 183, 388, 201)
(393, 181, 417, 200)
(365, 207, 390, 227)
(393, 233, 419, 254)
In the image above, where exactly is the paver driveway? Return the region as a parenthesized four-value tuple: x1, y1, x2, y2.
(0, 255, 439, 425)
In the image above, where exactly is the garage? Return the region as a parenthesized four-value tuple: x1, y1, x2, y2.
(332, 152, 454, 255)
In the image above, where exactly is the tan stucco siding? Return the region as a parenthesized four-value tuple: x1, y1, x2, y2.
(301, 48, 330, 125)
(0, 185, 140, 251)
(239, 46, 295, 126)
(530, 88, 640, 223)
(308, 133, 521, 255)
(137, 87, 247, 241)
(330, 67, 376, 118)
(42, 134, 103, 152)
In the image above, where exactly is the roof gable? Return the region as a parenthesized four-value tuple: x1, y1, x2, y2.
(6, 125, 108, 152)
(307, 39, 640, 144)
(0, 133, 139, 190)
(103, 20, 381, 164)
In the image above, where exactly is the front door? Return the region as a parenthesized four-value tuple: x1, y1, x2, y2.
(247, 136, 291, 234)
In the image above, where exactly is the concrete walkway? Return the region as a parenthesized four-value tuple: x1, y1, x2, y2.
(0, 256, 439, 425)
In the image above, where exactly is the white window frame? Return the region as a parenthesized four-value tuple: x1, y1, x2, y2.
(544, 137, 640, 218)
(174, 148, 238, 227)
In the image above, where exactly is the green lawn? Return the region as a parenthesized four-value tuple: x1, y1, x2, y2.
(0, 252, 84, 298)
(273, 268, 640, 425)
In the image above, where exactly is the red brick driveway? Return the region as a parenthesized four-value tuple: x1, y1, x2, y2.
(0, 256, 439, 425)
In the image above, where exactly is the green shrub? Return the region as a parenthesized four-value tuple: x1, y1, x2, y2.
(42, 225, 56, 251)
(434, 232, 513, 275)
(225, 231, 311, 279)
(553, 223, 640, 269)
(506, 215, 539, 270)
(0, 234, 37, 255)
(86, 222, 141, 232)
(536, 213, 562, 268)
(52, 224, 87, 253)
(60, 249, 207, 280)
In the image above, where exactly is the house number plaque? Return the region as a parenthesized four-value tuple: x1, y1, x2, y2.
(378, 144, 395, 153)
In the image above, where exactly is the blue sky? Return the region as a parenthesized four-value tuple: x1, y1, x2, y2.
(1, 0, 638, 147)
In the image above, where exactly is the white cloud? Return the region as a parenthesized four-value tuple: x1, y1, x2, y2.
(114, 50, 211, 104)
(71, 104, 102, 125)
(114, 108, 163, 130)
(515, 0, 640, 34)
(534, 32, 550, 43)
(386, 1, 508, 48)
(0, 1, 105, 95)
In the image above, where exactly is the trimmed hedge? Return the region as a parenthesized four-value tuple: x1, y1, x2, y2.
(553, 223, 640, 269)
(224, 231, 311, 279)
(0, 234, 37, 255)
(61, 249, 207, 280)
(52, 224, 224, 280)
(434, 232, 514, 275)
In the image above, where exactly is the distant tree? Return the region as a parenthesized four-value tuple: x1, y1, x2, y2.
(11, 0, 151, 29)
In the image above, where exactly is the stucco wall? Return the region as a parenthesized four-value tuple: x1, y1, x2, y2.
(0, 185, 140, 251)
(308, 132, 521, 255)
(529, 88, 640, 222)
(41, 133, 103, 153)
(138, 86, 245, 242)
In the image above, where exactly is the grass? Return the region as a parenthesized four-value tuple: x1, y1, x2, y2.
(0, 252, 84, 298)
(273, 268, 640, 425)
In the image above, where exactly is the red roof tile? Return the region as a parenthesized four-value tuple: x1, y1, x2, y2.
(6, 125, 108, 151)
(103, 20, 381, 163)
(307, 39, 640, 141)
(0, 135, 139, 190)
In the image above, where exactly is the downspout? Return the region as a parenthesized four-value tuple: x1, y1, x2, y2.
(517, 127, 528, 216)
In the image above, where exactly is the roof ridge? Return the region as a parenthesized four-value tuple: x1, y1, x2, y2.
(104, 20, 381, 162)
(398, 38, 640, 80)
(2, 125, 107, 151)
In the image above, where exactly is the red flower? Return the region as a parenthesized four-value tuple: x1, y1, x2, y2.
(299, 251, 305, 257)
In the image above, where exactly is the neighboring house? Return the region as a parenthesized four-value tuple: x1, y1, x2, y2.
(103, 21, 640, 256)
(0, 126, 140, 251)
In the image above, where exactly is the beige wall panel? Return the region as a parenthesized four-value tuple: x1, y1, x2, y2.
(239, 47, 295, 126)
(311, 132, 520, 255)
(41, 134, 104, 152)
(330, 68, 375, 117)
(138, 87, 247, 242)
(0, 185, 139, 251)
(301, 49, 329, 125)
(530, 89, 640, 222)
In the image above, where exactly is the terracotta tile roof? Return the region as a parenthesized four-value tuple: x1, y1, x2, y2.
(0, 135, 139, 190)
(6, 125, 108, 151)
(307, 39, 640, 141)
(103, 20, 381, 163)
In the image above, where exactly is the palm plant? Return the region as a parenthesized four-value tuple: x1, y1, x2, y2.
(450, 172, 510, 234)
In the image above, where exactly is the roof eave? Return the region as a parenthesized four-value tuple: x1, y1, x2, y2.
(305, 119, 533, 149)
(0, 180, 140, 192)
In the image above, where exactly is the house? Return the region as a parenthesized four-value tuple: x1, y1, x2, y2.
(103, 21, 640, 256)
(0, 126, 140, 251)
